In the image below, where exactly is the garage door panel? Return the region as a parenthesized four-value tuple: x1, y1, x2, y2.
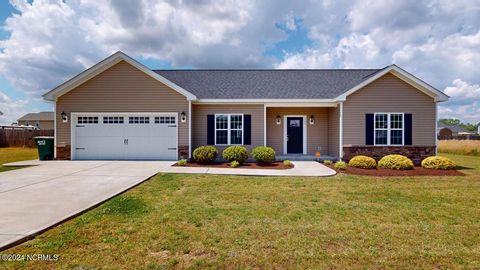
(73, 114, 177, 160)
(76, 125, 125, 137)
(126, 138, 177, 160)
(75, 137, 125, 160)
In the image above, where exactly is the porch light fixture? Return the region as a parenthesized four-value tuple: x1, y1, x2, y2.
(309, 115, 315, 125)
(276, 115, 281, 125)
(61, 111, 68, 123)
(180, 111, 187, 123)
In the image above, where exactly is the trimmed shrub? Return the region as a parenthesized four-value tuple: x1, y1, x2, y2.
(230, 160, 240, 168)
(177, 159, 187, 166)
(283, 160, 293, 167)
(251, 146, 276, 163)
(334, 161, 347, 170)
(348, 155, 376, 169)
(421, 156, 456, 170)
(323, 160, 333, 165)
(192, 146, 218, 163)
(222, 146, 248, 164)
(378, 154, 414, 170)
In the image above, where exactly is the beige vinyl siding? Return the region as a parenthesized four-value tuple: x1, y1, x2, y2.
(266, 107, 329, 155)
(56, 60, 188, 147)
(191, 104, 264, 152)
(343, 73, 436, 146)
(328, 106, 340, 157)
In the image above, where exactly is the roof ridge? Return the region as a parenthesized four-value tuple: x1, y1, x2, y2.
(153, 68, 382, 71)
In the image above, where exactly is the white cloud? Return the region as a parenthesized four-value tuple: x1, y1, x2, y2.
(439, 80, 480, 123)
(0, 90, 29, 125)
(276, 48, 333, 69)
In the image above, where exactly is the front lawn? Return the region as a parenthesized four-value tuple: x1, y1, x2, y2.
(3, 154, 480, 269)
(0, 147, 38, 172)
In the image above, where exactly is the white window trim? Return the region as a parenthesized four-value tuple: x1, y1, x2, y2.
(214, 114, 244, 146)
(374, 112, 405, 146)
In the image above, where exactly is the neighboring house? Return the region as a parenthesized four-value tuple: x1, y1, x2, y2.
(17, 112, 54, 130)
(437, 122, 476, 137)
(42, 52, 449, 163)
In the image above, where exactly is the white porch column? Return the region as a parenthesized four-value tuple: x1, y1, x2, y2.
(188, 100, 192, 159)
(339, 101, 344, 159)
(263, 104, 267, 146)
(435, 102, 438, 155)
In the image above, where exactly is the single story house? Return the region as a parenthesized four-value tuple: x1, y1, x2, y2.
(17, 112, 54, 130)
(437, 122, 476, 137)
(43, 52, 449, 163)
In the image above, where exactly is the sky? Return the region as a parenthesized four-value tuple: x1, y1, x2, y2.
(0, 0, 479, 125)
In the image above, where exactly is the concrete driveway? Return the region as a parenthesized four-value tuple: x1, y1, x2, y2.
(0, 160, 173, 251)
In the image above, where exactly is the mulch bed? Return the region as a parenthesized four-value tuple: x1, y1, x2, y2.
(326, 165, 465, 177)
(173, 161, 294, 170)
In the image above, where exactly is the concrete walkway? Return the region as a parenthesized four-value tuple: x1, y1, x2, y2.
(0, 160, 334, 250)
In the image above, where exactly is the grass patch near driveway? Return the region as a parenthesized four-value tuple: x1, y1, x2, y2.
(0, 147, 38, 172)
(3, 154, 480, 269)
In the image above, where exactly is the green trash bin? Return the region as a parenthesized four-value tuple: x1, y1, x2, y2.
(33, 136, 55, 160)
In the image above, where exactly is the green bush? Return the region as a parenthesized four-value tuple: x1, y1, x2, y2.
(323, 160, 333, 165)
(192, 146, 218, 163)
(177, 159, 187, 166)
(222, 146, 248, 164)
(348, 155, 376, 169)
(334, 161, 347, 170)
(283, 160, 292, 167)
(251, 146, 276, 163)
(378, 154, 414, 170)
(421, 156, 456, 170)
(230, 160, 240, 168)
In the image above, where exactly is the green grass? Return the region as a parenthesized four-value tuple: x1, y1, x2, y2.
(2, 154, 480, 269)
(0, 147, 38, 172)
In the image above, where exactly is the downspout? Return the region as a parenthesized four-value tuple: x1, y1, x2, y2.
(339, 101, 344, 159)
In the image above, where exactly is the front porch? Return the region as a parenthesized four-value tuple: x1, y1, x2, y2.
(265, 105, 341, 159)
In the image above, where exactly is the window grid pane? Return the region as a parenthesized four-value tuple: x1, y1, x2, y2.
(216, 130, 228, 145)
(375, 114, 388, 129)
(155, 116, 176, 124)
(129, 116, 150, 124)
(78, 116, 98, 124)
(375, 130, 388, 145)
(103, 116, 124, 124)
(216, 116, 228, 130)
(390, 114, 403, 129)
(230, 130, 242, 144)
(230, 115, 242, 130)
(390, 130, 403, 145)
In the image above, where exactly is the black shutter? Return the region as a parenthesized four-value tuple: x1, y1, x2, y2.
(244, 114, 251, 145)
(365, 113, 374, 145)
(207, 115, 215, 145)
(404, 113, 412, 145)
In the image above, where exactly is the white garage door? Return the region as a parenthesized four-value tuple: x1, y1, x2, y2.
(72, 113, 178, 160)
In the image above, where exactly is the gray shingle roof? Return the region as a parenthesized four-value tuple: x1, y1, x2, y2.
(18, 112, 54, 121)
(154, 69, 382, 99)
